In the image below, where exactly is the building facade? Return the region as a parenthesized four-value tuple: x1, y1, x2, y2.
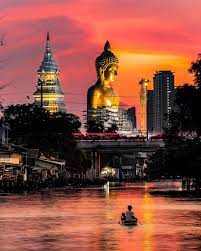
(147, 90, 153, 133)
(85, 108, 134, 133)
(127, 107, 136, 130)
(33, 32, 66, 113)
(153, 71, 174, 133)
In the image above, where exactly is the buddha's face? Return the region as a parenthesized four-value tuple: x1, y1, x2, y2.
(104, 63, 118, 82)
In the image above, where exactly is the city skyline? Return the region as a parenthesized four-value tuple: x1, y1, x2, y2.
(1, 0, 199, 126)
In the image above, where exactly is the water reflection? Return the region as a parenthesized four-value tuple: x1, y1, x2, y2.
(0, 182, 200, 251)
(142, 193, 153, 251)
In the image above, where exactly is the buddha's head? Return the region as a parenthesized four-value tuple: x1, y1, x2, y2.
(95, 41, 119, 83)
(104, 63, 118, 82)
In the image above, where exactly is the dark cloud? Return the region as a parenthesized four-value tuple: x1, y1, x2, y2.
(1, 0, 77, 9)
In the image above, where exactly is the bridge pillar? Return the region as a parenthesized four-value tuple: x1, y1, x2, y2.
(95, 152, 101, 178)
(89, 151, 101, 179)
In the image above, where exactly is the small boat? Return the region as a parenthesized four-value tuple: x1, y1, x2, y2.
(120, 219, 138, 226)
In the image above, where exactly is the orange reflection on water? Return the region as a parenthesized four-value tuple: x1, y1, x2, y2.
(0, 183, 200, 251)
(143, 193, 153, 251)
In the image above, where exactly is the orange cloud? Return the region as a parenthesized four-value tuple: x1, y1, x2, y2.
(0, 0, 199, 128)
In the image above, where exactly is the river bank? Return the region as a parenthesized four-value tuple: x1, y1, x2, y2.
(0, 178, 107, 193)
(150, 190, 201, 198)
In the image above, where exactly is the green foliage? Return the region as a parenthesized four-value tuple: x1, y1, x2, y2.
(86, 119, 118, 133)
(149, 138, 201, 180)
(169, 84, 201, 135)
(3, 104, 81, 139)
(148, 149, 166, 179)
(86, 119, 105, 133)
(189, 55, 201, 87)
(1, 104, 90, 171)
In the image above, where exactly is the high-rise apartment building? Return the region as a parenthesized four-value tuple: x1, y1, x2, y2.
(153, 71, 174, 133)
(127, 107, 136, 130)
(147, 90, 153, 133)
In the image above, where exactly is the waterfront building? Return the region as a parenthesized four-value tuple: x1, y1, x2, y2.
(33, 32, 66, 113)
(0, 151, 22, 165)
(153, 71, 174, 133)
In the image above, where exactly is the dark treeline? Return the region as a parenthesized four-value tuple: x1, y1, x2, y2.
(86, 119, 118, 133)
(1, 104, 91, 172)
(148, 55, 201, 190)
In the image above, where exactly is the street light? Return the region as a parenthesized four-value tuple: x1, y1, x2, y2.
(39, 70, 47, 108)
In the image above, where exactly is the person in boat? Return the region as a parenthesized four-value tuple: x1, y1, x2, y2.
(121, 213, 126, 221)
(125, 205, 137, 221)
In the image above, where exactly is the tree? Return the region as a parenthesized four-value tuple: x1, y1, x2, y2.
(169, 84, 201, 135)
(148, 149, 166, 179)
(189, 54, 201, 87)
(166, 54, 201, 136)
(86, 119, 105, 133)
(2, 104, 92, 172)
(2, 104, 81, 156)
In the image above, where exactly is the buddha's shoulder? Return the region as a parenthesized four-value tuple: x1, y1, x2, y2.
(109, 87, 119, 97)
(87, 83, 101, 95)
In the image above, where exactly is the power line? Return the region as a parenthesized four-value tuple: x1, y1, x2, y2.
(0, 91, 141, 98)
(1, 102, 156, 114)
(3, 101, 139, 107)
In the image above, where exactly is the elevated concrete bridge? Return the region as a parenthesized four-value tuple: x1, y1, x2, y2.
(77, 139, 164, 178)
(77, 139, 164, 153)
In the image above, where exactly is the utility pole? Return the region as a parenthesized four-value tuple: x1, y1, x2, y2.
(41, 81, 43, 108)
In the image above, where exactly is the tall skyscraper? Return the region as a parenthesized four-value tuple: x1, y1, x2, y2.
(147, 90, 153, 133)
(127, 107, 136, 130)
(153, 71, 174, 133)
(33, 32, 66, 113)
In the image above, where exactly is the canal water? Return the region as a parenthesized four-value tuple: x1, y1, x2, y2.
(0, 182, 200, 251)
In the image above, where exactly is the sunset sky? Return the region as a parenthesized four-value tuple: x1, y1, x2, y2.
(1, 0, 200, 127)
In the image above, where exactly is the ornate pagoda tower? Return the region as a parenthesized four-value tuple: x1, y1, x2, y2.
(33, 32, 66, 113)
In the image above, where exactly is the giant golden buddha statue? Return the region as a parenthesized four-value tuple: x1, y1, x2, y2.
(87, 41, 120, 112)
